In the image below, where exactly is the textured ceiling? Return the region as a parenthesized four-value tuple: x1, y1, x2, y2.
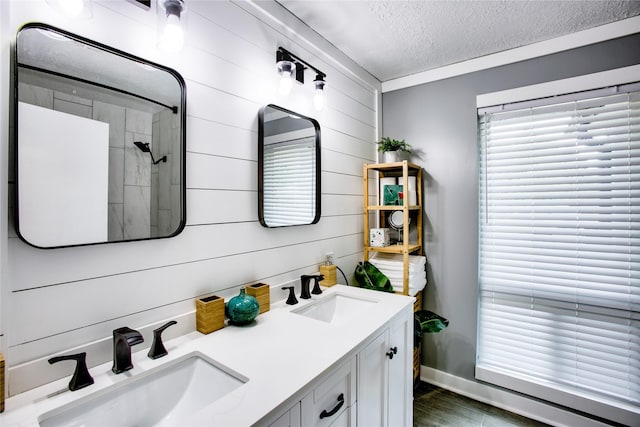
(277, 0, 640, 82)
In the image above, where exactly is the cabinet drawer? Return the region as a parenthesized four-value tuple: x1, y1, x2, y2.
(302, 356, 357, 427)
(327, 404, 355, 427)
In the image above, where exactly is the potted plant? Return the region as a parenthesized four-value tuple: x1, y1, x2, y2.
(376, 137, 411, 163)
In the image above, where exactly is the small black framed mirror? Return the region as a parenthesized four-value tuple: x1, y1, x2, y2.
(14, 23, 186, 248)
(258, 104, 321, 227)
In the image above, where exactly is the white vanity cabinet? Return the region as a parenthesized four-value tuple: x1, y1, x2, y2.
(1, 286, 415, 427)
(265, 356, 356, 427)
(357, 308, 413, 427)
(263, 304, 413, 427)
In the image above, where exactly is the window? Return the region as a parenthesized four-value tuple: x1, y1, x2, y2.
(476, 66, 639, 425)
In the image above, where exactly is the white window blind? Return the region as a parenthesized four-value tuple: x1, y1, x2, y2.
(263, 137, 316, 227)
(477, 84, 640, 424)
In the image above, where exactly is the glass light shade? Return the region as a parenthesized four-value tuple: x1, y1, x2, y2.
(161, 13, 184, 52)
(277, 60, 296, 96)
(313, 89, 325, 111)
(279, 72, 294, 96)
(313, 78, 326, 111)
(277, 59, 295, 76)
(158, 0, 186, 53)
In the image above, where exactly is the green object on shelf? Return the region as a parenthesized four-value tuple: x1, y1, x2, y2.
(383, 184, 403, 205)
(353, 261, 394, 293)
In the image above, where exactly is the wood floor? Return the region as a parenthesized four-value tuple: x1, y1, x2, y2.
(413, 382, 549, 427)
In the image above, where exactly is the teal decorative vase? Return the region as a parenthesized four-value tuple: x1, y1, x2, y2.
(225, 288, 260, 325)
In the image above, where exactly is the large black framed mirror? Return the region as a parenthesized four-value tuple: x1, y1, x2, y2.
(14, 23, 186, 248)
(258, 104, 321, 227)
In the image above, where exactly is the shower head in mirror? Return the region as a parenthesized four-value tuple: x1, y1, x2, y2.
(134, 141, 167, 165)
(134, 140, 151, 153)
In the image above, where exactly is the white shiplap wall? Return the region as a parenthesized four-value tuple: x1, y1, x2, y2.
(2, 0, 380, 395)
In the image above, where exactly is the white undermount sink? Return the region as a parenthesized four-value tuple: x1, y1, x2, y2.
(38, 352, 247, 427)
(292, 292, 378, 324)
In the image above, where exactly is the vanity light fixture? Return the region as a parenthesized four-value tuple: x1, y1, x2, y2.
(158, 0, 186, 53)
(276, 47, 327, 111)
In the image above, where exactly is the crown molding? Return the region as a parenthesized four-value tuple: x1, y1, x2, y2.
(382, 15, 640, 93)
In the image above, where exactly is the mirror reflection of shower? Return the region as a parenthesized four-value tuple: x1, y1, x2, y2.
(134, 141, 167, 165)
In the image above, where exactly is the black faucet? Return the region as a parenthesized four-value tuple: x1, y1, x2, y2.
(48, 352, 94, 391)
(300, 275, 313, 299)
(112, 327, 144, 374)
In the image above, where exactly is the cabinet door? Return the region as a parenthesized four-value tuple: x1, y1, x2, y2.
(357, 330, 389, 426)
(388, 310, 413, 427)
(269, 402, 301, 427)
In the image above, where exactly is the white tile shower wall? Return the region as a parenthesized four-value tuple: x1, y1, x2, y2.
(3, 0, 380, 395)
(18, 82, 154, 241)
(155, 107, 181, 236)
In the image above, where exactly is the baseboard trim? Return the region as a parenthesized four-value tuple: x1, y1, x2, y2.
(419, 366, 611, 427)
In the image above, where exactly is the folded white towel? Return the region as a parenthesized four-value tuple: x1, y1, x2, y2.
(391, 278, 426, 295)
(369, 263, 425, 275)
(370, 252, 426, 266)
(369, 253, 427, 296)
(383, 270, 425, 280)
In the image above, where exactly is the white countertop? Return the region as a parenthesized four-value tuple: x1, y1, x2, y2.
(1, 285, 414, 427)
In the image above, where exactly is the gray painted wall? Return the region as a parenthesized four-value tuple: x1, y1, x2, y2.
(382, 33, 640, 381)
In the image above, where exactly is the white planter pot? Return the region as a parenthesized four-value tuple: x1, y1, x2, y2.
(382, 151, 398, 163)
(382, 150, 409, 163)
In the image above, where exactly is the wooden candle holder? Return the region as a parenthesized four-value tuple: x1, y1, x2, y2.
(196, 295, 225, 334)
(246, 283, 270, 314)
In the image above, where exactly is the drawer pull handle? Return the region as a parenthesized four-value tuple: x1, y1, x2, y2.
(386, 346, 398, 359)
(319, 393, 345, 419)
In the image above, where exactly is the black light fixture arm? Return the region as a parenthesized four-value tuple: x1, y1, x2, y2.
(277, 47, 326, 84)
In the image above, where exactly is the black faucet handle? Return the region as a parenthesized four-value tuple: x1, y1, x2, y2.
(148, 320, 177, 359)
(311, 274, 325, 295)
(48, 352, 94, 391)
(283, 286, 298, 305)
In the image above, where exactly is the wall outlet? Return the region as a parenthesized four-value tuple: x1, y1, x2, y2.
(325, 252, 335, 265)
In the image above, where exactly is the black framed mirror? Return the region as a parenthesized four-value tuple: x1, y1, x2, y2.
(14, 23, 186, 248)
(258, 104, 321, 227)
